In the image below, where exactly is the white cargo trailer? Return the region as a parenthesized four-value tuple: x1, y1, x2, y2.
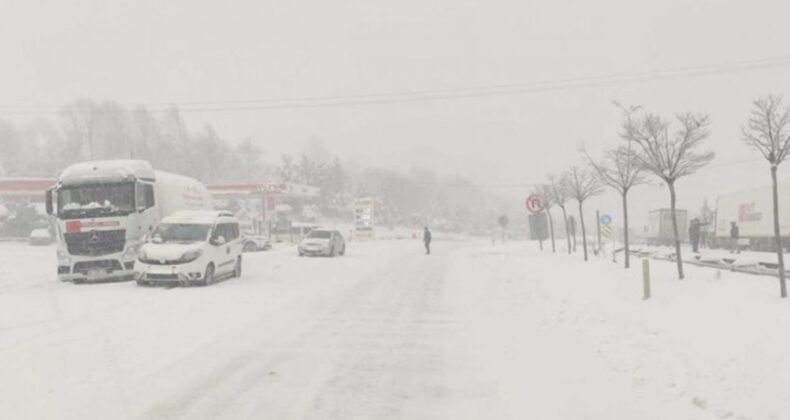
(45, 160, 214, 282)
(713, 185, 790, 251)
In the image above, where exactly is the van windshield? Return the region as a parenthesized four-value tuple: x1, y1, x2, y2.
(152, 223, 211, 244)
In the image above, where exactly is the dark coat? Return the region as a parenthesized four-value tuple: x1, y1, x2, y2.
(423, 229, 432, 243)
(689, 222, 701, 239)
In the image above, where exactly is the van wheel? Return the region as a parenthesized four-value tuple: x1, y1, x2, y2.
(243, 242, 256, 252)
(201, 264, 215, 286)
(329, 246, 336, 257)
(233, 257, 242, 278)
(339, 245, 345, 256)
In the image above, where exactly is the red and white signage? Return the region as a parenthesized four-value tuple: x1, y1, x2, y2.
(65, 220, 121, 233)
(525, 195, 545, 213)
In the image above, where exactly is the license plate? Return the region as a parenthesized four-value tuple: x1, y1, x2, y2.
(87, 269, 107, 277)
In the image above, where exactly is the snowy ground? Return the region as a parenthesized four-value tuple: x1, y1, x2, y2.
(1, 239, 790, 419)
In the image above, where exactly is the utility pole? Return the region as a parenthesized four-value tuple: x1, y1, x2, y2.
(596, 210, 602, 254)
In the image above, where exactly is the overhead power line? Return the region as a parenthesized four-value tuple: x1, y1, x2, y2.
(2, 53, 790, 115)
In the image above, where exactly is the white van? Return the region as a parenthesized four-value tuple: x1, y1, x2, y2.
(134, 211, 243, 286)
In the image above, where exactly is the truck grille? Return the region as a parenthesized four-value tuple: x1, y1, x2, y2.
(64, 229, 126, 256)
(73, 260, 124, 274)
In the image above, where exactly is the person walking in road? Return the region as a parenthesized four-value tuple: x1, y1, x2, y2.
(689, 218, 701, 253)
(730, 221, 740, 254)
(423, 227, 432, 255)
(699, 223, 709, 249)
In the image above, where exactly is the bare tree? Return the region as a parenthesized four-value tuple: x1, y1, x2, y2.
(742, 95, 790, 297)
(585, 145, 646, 268)
(564, 166, 603, 261)
(622, 110, 714, 279)
(61, 99, 98, 160)
(547, 174, 572, 254)
(538, 184, 557, 253)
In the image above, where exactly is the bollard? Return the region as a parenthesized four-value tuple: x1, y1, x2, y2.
(642, 258, 651, 300)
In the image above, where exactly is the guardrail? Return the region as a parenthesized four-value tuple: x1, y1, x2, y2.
(630, 249, 785, 278)
(0, 237, 29, 243)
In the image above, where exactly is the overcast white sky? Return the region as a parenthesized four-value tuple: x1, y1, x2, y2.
(2, 0, 790, 226)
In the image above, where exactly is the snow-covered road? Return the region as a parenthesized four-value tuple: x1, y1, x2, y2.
(2, 239, 789, 419)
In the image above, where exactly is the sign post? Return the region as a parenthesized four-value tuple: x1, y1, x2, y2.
(599, 213, 613, 260)
(528, 213, 549, 249)
(526, 194, 546, 250)
(642, 258, 651, 300)
(497, 215, 509, 244)
(596, 210, 602, 254)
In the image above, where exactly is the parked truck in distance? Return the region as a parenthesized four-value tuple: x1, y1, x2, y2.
(46, 160, 214, 283)
(712, 185, 790, 252)
(646, 208, 688, 246)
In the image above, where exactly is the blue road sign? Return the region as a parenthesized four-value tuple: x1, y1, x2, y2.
(600, 214, 612, 225)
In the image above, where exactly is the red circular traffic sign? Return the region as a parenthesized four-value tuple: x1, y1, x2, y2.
(526, 195, 545, 213)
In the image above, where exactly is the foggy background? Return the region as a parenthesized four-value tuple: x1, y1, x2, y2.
(2, 0, 790, 228)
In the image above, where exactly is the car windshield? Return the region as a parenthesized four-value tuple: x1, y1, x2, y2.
(57, 182, 135, 219)
(307, 230, 332, 239)
(152, 223, 211, 244)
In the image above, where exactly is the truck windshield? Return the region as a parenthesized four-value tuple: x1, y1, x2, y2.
(57, 182, 135, 219)
(152, 224, 211, 244)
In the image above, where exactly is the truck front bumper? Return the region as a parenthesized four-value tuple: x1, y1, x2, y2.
(58, 258, 136, 283)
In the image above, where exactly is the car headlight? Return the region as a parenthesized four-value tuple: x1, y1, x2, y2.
(137, 249, 149, 262)
(178, 249, 203, 263)
(56, 248, 70, 262)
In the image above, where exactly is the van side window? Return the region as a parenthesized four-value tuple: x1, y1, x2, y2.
(212, 222, 239, 241)
(230, 223, 239, 240)
(221, 223, 238, 241)
(213, 224, 227, 241)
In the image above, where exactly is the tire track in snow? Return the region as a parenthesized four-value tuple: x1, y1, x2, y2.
(135, 242, 498, 420)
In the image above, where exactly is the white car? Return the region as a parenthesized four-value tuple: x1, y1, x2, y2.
(135, 211, 243, 286)
(29, 228, 54, 246)
(242, 235, 272, 252)
(298, 229, 346, 257)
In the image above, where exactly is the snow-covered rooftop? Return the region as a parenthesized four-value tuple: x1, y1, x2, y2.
(59, 160, 155, 183)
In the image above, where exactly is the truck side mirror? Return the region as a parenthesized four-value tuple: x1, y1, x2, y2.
(45, 189, 54, 215)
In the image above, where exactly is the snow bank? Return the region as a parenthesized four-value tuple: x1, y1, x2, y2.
(449, 241, 790, 419)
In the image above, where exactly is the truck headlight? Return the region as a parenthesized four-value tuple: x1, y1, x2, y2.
(137, 249, 149, 262)
(178, 249, 203, 263)
(56, 249, 70, 262)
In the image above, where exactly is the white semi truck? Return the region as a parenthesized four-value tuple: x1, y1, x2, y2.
(45, 160, 214, 282)
(713, 185, 790, 251)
